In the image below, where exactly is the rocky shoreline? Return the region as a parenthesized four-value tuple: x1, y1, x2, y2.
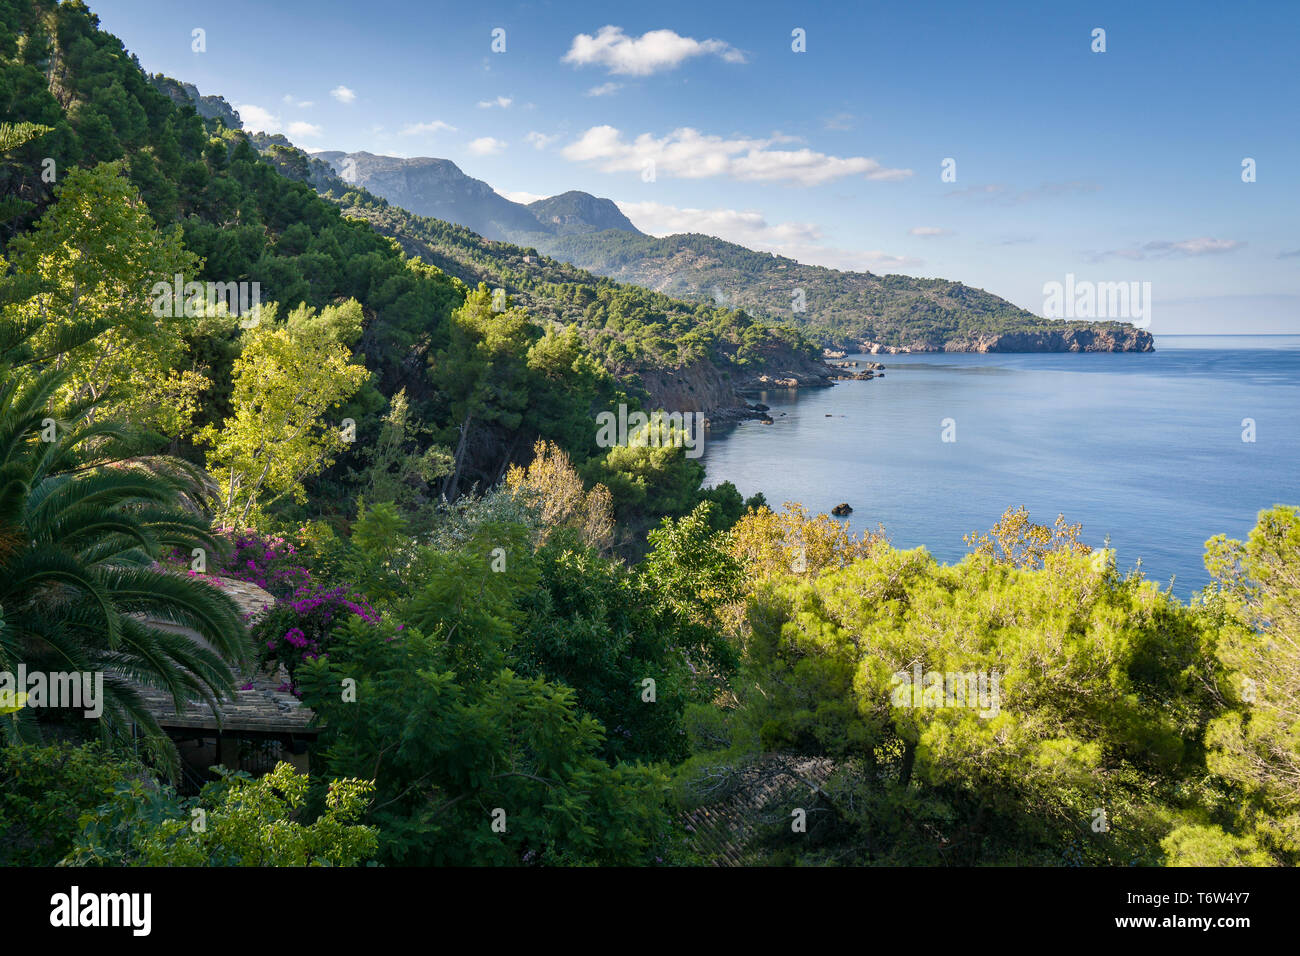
(845, 326, 1155, 354)
(637, 324, 1153, 425)
(635, 341, 853, 425)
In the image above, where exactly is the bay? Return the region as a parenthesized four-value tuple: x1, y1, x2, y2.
(702, 335, 1300, 593)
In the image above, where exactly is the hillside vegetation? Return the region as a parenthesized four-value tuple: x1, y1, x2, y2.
(539, 230, 1154, 350)
(307, 151, 1151, 352)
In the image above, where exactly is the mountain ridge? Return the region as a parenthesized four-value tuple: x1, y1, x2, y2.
(310, 149, 1151, 352)
(313, 150, 546, 240)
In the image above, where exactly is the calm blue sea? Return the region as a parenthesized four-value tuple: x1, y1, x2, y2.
(702, 335, 1300, 593)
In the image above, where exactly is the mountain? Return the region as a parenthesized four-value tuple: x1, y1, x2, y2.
(311, 152, 641, 241)
(534, 231, 1153, 352)
(286, 151, 834, 418)
(527, 191, 641, 235)
(148, 75, 242, 130)
(313, 151, 546, 240)
(314, 150, 1150, 352)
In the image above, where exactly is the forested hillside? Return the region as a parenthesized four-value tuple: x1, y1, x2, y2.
(262, 134, 818, 381)
(304, 148, 1150, 352)
(540, 230, 1155, 350)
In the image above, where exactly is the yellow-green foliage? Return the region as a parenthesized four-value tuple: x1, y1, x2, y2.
(2, 162, 208, 434)
(696, 507, 1226, 864)
(75, 763, 378, 867)
(1163, 506, 1300, 865)
(201, 300, 370, 529)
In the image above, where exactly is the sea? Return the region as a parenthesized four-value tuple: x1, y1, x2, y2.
(702, 335, 1300, 594)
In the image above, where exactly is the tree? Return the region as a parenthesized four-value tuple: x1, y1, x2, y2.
(642, 502, 744, 633)
(728, 500, 882, 585)
(506, 439, 613, 552)
(0, 121, 53, 231)
(582, 419, 705, 522)
(519, 539, 693, 763)
(67, 762, 378, 866)
(350, 387, 452, 519)
(687, 534, 1221, 865)
(429, 285, 534, 500)
(1, 161, 207, 434)
(200, 300, 370, 529)
(0, 361, 246, 768)
(1164, 506, 1300, 865)
(963, 505, 1092, 569)
(298, 617, 675, 866)
(0, 742, 141, 865)
(522, 325, 619, 461)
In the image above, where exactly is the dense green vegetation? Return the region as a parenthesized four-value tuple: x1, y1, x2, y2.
(0, 0, 1294, 870)
(538, 229, 1149, 349)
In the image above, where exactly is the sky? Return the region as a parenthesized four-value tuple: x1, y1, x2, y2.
(88, 0, 1299, 333)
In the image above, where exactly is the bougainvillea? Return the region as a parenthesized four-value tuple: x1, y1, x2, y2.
(250, 585, 380, 694)
(215, 532, 312, 598)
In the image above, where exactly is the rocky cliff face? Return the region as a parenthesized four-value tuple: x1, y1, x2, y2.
(636, 361, 748, 420)
(948, 326, 1155, 352)
(860, 325, 1154, 354)
(634, 344, 839, 421)
(314, 151, 545, 240)
(731, 342, 839, 391)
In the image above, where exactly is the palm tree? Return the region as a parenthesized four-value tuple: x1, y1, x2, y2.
(0, 361, 249, 770)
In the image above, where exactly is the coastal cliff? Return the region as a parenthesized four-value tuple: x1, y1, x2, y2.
(947, 326, 1154, 352)
(860, 326, 1154, 354)
(634, 343, 839, 422)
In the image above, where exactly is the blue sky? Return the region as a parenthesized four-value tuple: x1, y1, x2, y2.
(90, 0, 1299, 332)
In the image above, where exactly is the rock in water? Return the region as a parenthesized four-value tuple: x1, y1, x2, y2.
(832, 502, 853, 516)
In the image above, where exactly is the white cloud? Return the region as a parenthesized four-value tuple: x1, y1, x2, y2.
(1148, 238, 1244, 256)
(235, 104, 281, 133)
(1091, 237, 1245, 261)
(400, 120, 456, 136)
(563, 26, 745, 75)
(331, 85, 356, 104)
(287, 121, 322, 139)
(498, 189, 550, 205)
(468, 136, 507, 155)
(282, 94, 314, 108)
(477, 95, 513, 109)
(585, 82, 623, 97)
(562, 125, 911, 186)
(617, 201, 821, 246)
(525, 131, 560, 150)
(909, 226, 950, 237)
(615, 200, 921, 273)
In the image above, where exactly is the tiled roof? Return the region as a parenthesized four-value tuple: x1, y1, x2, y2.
(129, 575, 316, 736)
(682, 756, 835, 866)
